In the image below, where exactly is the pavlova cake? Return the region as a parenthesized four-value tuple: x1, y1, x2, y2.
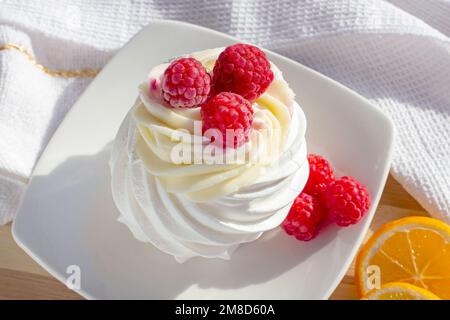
(110, 43, 369, 263)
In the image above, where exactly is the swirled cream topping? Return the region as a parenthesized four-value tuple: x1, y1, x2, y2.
(110, 48, 309, 262)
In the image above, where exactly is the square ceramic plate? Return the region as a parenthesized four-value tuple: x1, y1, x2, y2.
(12, 20, 394, 299)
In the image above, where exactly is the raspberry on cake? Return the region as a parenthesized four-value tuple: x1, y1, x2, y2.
(201, 92, 253, 148)
(212, 43, 274, 101)
(161, 57, 211, 108)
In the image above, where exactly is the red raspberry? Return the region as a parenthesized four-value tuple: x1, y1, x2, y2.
(212, 43, 274, 101)
(322, 176, 371, 227)
(161, 57, 211, 108)
(282, 193, 328, 241)
(201, 92, 253, 149)
(304, 154, 335, 196)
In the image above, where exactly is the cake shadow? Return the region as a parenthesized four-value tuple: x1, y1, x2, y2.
(34, 144, 337, 299)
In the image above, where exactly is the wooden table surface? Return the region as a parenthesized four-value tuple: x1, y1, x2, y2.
(0, 174, 427, 300)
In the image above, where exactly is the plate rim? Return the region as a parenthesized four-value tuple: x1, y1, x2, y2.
(12, 19, 395, 300)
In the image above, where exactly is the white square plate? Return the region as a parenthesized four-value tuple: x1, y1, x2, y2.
(13, 20, 394, 299)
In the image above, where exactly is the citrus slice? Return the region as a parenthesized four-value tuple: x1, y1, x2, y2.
(356, 216, 450, 299)
(363, 282, 440, 300)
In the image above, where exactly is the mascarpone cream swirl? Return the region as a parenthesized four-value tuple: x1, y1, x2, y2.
(110, 48, 309, 263)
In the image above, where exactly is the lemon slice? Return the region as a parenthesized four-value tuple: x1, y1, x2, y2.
(355, 216, 450, 299)
(363, 282, 440, 300)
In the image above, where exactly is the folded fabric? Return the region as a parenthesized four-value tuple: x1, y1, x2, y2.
(0, 0, 448, 224)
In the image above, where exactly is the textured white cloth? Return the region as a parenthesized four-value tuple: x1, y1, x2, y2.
(0, 0, 449, 225)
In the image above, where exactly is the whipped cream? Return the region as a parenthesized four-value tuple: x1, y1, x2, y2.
(110, 48, 309, 263)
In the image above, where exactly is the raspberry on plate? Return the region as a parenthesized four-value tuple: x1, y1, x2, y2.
(212, 43, 274, 101)
(322, 176, 371, 227)
(282, 193, 328, 241)
(201, 92, 253, 149)
(304, 154, 335, 196)
(161, 57, 211, 108)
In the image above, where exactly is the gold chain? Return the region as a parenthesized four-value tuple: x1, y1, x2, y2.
(0, 43, 100, 78)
